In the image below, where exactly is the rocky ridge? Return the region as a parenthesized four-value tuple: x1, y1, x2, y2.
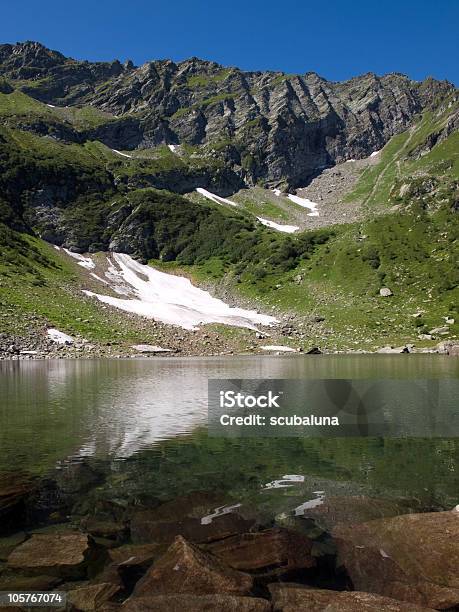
(0, 41, 456, 188)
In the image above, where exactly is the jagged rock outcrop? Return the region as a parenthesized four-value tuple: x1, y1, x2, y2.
(0, 41, 456, 187)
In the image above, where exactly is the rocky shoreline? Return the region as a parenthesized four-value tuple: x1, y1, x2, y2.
(0, 467, 458, 611)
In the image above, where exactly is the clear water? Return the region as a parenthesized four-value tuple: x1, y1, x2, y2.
(0, 355, 458, 520)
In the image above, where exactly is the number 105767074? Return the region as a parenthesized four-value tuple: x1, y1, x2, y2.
(0, 592, 66, 607)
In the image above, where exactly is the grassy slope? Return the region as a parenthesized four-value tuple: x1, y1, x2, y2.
(0, 88, 457, 351)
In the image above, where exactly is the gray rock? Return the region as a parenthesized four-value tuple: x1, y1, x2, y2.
(379, 287, 393, 297)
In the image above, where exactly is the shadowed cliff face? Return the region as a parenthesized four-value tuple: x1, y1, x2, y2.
(0, 41, 455, 187)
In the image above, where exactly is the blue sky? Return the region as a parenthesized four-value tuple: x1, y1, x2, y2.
(1, 0, 458, 84)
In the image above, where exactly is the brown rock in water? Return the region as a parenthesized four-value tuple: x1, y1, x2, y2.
(333, 511, 459, 609)
(7, 533, 95, 579)
(108, 543, 162, 567)
(131, 511, 254, 545)
(67, 582, 120, 611)
(297, 496, 415, 531)
(205, 528, 315, 577)
(122, 594, 270, 612)
(0, 532, 27, 561)
(81, 517, 128, 540)
(269, 585, 435, 611)
(132, 535, 253, 597)
(0, 472, 35, 533)
(129, 491, 253, 545)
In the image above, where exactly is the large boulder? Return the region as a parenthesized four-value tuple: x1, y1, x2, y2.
(0, 472, 35, 534)
(122, 594, 270, 612)
(130, 494, 255, 545)
(333, 511, 459, 609)
(205, 528, 315, 577)
(268, 584, 435, 611)
(7, 533, 99, 579)
(297, 496, 415, 532)
(132, 535, 253, 597)
(67, 583, 120, 611)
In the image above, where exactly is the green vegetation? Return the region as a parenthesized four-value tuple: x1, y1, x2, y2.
(186, 69, 232, 89)
(346, 101, 459, 207)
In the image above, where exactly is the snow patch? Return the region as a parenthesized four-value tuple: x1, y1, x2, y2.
(196, 188, 238, 208)
(47, 328, 74, 345)
(370, 150, 380, 157)
(112, 149, 132, 158)
(53, 245, 61, 251)
(261, 345, 296, 352)
(287, 194, 319, 216)
(168, 144, 178, 152)
(83, 253, 276, 331)
(131, 344, 171, 353)
(257, 217, 299, 233)
(272, 188, 282, 196)
(346, 158, 356, 163)
(63, 249, 95, 270)
(46, 104, 56, 108)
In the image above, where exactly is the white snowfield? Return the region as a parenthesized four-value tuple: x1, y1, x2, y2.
(370, 150, 380, 157)
(196, 188, 238, 207)
(83, 253, 277, 331)
(63, 249, 96, 270)
(46, 104, 56, 108)
(261, 345, 297, 352)
(287, 194, 319, 217)
(112, 149, 133, 158)
(168, 144, 178, 152)
(257, 217, 299, 233)
(47, 328, 74, 344)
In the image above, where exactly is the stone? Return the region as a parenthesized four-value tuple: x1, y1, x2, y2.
(67, 583, 120, 611)
(132, 535, 253, 597)
(81, 517, 128, 540)
(296, 496, 415, 531)
(205, 528, 315, 576)
(0, 532, 27, 561)
(377, 346, 410, 354)
(122, 594, 270, 612)
(333, 511, 459, 609)
(130, 495, 254, 544)
(306, 347, 322, 354)
(7, 533, 96, 579)
(108, 543, 162, 567)
(379, 288, 393, 297)
(429, 326, 450, 335)
(0, 472, 35, 534)
(55, 461, 104, 495)
(268, 585, 435, 611)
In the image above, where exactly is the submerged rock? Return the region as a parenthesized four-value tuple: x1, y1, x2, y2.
(205, 527, 315, 577)
(333, 511, 459, 609)
(7, 533, 98, 579)
(268, 584, 435, 611)
(130, 492, 254, 544)
(0, 472, 35, 534)
(132, 535, 253, 597)
(67, 582, 120, 611)
(297, 496, 416, 531)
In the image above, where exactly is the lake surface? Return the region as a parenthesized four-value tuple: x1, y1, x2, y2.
(1, 355, 458, 521)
